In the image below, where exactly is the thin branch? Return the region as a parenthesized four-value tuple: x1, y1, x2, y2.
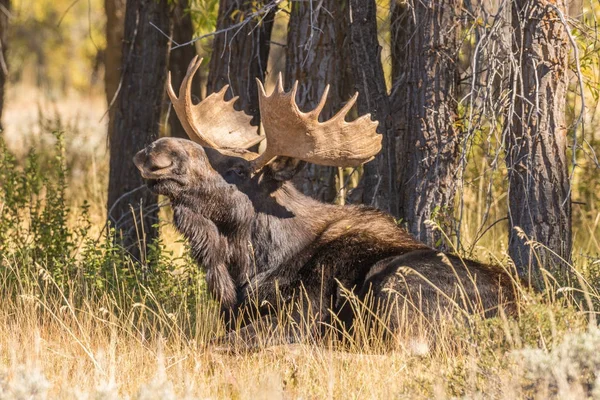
(0, 3, 11, 18)
(57, 0, 81, 27)
(164, 0, 283, 51)
(0, 39, 7, 76)
(107, 185, 147, 222)
(150, 21, 179, 46)
(547, 3, 586, 209)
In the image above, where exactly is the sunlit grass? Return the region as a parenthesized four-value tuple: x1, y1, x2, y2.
(2, 88, 600, 399)
(1, 250, 599, 398)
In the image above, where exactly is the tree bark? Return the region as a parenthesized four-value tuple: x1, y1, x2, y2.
(390, 0, 461, 248)
(107, 0, 172, 260)
(207, 0, 275, 126)
(390, 0, 408, 91)
(347, 0, 396, 215)
(507, 0, 571, 286)
(0, 0, 9, 133)
(168, 0, 200, 139)
(285, 0, 351, 202)
(104, 0, 125, 142)
(568, 0, 582, 18)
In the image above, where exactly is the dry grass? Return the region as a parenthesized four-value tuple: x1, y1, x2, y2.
(2, 88, 600, 399)
(0, 260, 598, 399)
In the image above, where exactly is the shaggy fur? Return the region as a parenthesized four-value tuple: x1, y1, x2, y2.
(134, 138, 516, 342)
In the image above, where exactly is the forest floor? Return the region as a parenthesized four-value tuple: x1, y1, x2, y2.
(2, 87, 600, 399)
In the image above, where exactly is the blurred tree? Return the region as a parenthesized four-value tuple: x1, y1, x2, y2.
(347, 0, 396, 215)
(506, 0, 571, 286)
(107, 0, 172, 260)
(569, 0, 582, 17)
(8, 0, 105, 94)
(0, 0, 9, 132)
(285, 0, 351, 202)
(104, 0, 125, 141)
(168, 0, 200, 139)
(207, 0, 275, 126)
(390, 0, 461, 249)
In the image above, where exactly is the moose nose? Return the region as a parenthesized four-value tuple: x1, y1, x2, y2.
(133, 146, 174, 179)
(133, 148, 148, 171)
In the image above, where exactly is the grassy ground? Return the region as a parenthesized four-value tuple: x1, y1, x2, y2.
(2, 88, 600, 399)
(1, 261, 598, 399)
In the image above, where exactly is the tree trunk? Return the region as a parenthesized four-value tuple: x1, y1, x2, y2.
(0, 0, 9, 132)
(347, 0, 396, 215)
(168, 0, 200, 139)
(207, 0, 275, 126)
(107, 0, 172, 261)
(390, 0, 461, 248)
(104, 0, 126, 142)
(568, 0, 582, 18)
(390, 0, 407, 91)
(507, 0, 571, 286)
(285, 0, 351, 202)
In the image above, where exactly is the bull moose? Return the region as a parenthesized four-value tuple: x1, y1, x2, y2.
(134, 57, 516, 347)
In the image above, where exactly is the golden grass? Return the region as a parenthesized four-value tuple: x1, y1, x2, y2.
(1, 258, 598, 399)
(2, 88, 600, 399)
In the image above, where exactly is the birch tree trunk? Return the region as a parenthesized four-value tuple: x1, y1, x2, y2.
(285, 0, 351, 202)
(507, 0, 571, 286)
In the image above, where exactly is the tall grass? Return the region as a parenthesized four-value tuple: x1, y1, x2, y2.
(1, 108, 600, 399)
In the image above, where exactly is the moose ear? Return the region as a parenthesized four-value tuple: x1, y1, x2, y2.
(268, 157, 306, 181)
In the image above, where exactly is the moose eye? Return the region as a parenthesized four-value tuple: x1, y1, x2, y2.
(224, 166, 247, 184)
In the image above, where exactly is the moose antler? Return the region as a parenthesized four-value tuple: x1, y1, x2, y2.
(166, 56, 264, 149)
(251, 74, 382, 170)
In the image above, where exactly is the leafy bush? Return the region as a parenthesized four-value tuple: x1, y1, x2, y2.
(0, 132, 209, 333)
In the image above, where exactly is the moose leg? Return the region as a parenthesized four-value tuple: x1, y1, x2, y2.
(228, 268, 340, 346)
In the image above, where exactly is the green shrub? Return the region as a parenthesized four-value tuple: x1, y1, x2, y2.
(0, 131, 209, 335)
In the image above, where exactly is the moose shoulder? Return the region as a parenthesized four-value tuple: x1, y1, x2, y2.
(134, 57, 516, 346)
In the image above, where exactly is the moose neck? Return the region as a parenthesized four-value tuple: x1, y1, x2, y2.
(170, 183, 254, 307)
(248, 183, 336, 275)
(170, 182, 337, 281)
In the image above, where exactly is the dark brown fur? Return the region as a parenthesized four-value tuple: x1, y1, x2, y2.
(134, 138, 516, 343)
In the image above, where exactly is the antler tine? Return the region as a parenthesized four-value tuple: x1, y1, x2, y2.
(331, 92, 359, 122)
(256, 78, 267, 98)
(276, 72, 285, 94)
(167, 56, 218, 147)
(290, 80, 299, 103)
(167, 55, 200, 100)
(252, 81, 382, 171)
(166, 57, 263, 150)
(307, 84, 330, 120)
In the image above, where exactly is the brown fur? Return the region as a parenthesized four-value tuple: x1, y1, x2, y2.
(134, 138, 517, 345)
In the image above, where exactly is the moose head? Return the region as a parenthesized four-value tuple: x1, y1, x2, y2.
(134, 56, 381, 210)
